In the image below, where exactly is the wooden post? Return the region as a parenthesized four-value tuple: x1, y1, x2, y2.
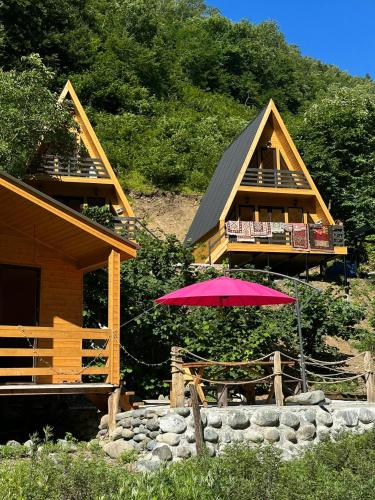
(273, 351, 284, 406)
(190, 383, 204, 456)
(170, 346, 185, 408)
(217, 384, 228, 407)
(108, 387, 121, 435)
(108, 249, 121, 386)
(364, 351, 375, 403)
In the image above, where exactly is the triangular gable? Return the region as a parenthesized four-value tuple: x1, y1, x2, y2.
(185, 100, 334, 246)
(59, 81, 134, 217)
(184, 104, 269, 245)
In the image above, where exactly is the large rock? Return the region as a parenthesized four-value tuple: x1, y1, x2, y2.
(358, 408, 375, 425)
(103, 440, 134, 459)
(119, 418, 132, 429)
(99, 414, 109, 430)
(186, 431, 196, 443)
(175, 408, 190, 417)
(263, 427, 280, 443)
(176, 445, 191, 458)
(207, 413, 222, 428)
(228, 411, 250, 429)
(244, 429, 264, 443)
(188, 413, 207, 428)
(316, 409, 333, 427)
(152, 444, 173, 461)
(146, 418, 160, 431)
(204, 427, 219, 443)
(160, 413, 187, 434)
(336, 410, 359, 427)
(115, 411, 132, 421)
(156, 433, 181, 446)
(280, 411, 300, 429)
(282, 428, 297, 443)
(111, 427, 123, 441)
(304, 409, 316, 424)
(296, 423, 316, 441)
(251, 409, 279, 427)
(285, 390, 325, 406)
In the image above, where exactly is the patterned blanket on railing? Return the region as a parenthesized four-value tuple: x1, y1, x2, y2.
(225, 220, 242, 235)
(252, 222, 272, 238)
(309, 225, 333, 250)
(291, 223, 309, 249)
(236, 221, 255, 242)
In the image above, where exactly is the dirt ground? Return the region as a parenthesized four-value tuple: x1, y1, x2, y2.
(129, 191, 201, 241)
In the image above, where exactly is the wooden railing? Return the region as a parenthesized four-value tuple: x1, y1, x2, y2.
(241, 168, 310, 189)
(207, 224, 345, 263)
(34, 155, 110, 179)
(0, 326, 114, 382)
(113, 216, 159, 240)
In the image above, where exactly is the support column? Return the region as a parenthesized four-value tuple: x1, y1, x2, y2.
(108, 249, 121, 386)
(273, 351, 284, 406)
(364, 351, 375, 403)
(170, 346, 185, 408)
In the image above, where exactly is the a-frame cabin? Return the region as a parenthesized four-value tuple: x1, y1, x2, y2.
(26, 81, 137, 237)
(185, 100, 347, 274)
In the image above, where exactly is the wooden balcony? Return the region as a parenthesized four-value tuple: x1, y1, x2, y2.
(0, 326, 115, 384)
(206, 224, 346, 264)
(241, 168, 310, 189)
(34, 155, 110, 179)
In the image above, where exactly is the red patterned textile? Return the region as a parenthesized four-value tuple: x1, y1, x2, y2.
(292, 223, 309, 249)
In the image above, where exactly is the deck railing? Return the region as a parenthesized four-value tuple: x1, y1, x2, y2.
(207, 224, 345, 263)
(0, 326, 114, 383)
(241, 168, 310, 189)
(34, 155, 110, 179)
(113, 216, 159, 240)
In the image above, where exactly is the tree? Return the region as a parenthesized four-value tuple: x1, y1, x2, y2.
(291, 82, 375, 238)
(0, 55, 76, 177)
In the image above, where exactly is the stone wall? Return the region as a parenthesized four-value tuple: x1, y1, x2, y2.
(98, 403, 375, 465)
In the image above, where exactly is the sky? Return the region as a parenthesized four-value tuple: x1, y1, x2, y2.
(211, 0, 374, 78)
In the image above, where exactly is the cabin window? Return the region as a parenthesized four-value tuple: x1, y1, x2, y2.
(288, 207, 304, 223)
(239, 206, 254, 221)
(261, 147, 277, 170)
(280, 153, 289, 170)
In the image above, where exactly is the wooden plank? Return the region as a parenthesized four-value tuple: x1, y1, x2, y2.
(171, 347, 185, 408)
(364, 351, 375, 403)
(0, 383, 116, 396)
(0, 367, 109, 376)
(189, 384, 204, 456)
(273, 351, 284, 406)
(0, 328, 111, 340)
(0, 348, 109, 357)
(108, 249, 121, 385)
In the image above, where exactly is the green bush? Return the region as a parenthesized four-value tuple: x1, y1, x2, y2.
(0, 430, 374, 499)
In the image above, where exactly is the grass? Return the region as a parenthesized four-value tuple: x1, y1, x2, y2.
(0, 429, 374, 499)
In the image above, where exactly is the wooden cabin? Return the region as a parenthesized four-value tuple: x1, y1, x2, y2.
(185, 100, 347, 274)
(0, 171, 137, 412)
(26, 81, 142, 239)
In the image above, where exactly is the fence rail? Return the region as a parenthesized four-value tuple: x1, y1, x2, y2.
(0, 326, 113, 381)
(170, 347, 374, 407)
(241, 168, 310, 189)
(113, 216, 159, 240)
(34, 155, 110, 179)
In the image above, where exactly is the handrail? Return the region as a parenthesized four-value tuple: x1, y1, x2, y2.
(241, 168, 310, 189)
(34, 154, 110, 179)
(113, 216, 159, 240)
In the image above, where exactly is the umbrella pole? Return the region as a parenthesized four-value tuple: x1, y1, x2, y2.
(294, 282, 307, 392)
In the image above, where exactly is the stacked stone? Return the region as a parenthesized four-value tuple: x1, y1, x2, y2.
(99, 404, 375, 464)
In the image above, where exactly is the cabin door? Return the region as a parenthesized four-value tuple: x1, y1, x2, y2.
(0, 265, 40, 382)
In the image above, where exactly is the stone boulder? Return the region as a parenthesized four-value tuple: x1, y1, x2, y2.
(152, 444, 173, 461)
(285, 390, 325, 406)
(103, 440, 134, 459)
(160, 413, 187, 434)
(280, 411, 300, 429)
(228, 410, 250, 429)
(251, 409, 279, 427)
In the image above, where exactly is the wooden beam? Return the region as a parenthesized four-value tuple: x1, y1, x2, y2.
(273, 351, 284, 406)
(108, 249, 121, 385)
(0, 327, 110, 340)
(0, 367, 109, 376)
(365, 351, 375, 403)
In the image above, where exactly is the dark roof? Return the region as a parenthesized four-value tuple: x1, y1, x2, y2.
(0, 170, 138, 250)
(184, 104, 269, 246)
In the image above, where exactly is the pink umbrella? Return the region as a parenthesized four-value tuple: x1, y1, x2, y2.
(155, 276, 295, 307)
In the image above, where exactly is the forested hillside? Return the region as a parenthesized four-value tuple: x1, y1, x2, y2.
(0, 0, 374, 238)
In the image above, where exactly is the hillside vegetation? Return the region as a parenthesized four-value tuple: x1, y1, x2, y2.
(0, 0, 374, 238)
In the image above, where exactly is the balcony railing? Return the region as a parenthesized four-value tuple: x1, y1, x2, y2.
(113, 216, 159, 240)
(34, 155, 110, 179)
(0, 326, 114, 383)
(207, 223, 345, 263)
(241, 168, 310, 189)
